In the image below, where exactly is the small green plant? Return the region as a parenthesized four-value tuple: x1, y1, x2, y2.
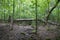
(20, 32, 25, 35)
(46, 38, 51, 40)
(32, 30, 36, 33)
(31, 21, 36, 28)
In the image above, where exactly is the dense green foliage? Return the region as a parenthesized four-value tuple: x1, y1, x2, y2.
(0, 0, 60, 22)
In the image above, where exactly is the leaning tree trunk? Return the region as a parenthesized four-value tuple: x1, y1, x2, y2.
(45, 0, 60, 25)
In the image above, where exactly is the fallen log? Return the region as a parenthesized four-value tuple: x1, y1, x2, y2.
(14, 19, 60, 26)
(0, 19, 60, 26)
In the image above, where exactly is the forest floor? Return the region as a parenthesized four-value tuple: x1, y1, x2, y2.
(0, 23, 60, 40)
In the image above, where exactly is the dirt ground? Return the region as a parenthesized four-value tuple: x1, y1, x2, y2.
(0, 23, 60, 40)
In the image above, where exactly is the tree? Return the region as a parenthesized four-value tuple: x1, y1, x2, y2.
(45, 0, 60, 25)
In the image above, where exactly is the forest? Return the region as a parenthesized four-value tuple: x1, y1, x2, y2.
(0, 0, 60, 40)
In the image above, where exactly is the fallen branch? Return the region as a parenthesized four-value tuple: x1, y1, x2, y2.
(39, 19, 60, 26)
